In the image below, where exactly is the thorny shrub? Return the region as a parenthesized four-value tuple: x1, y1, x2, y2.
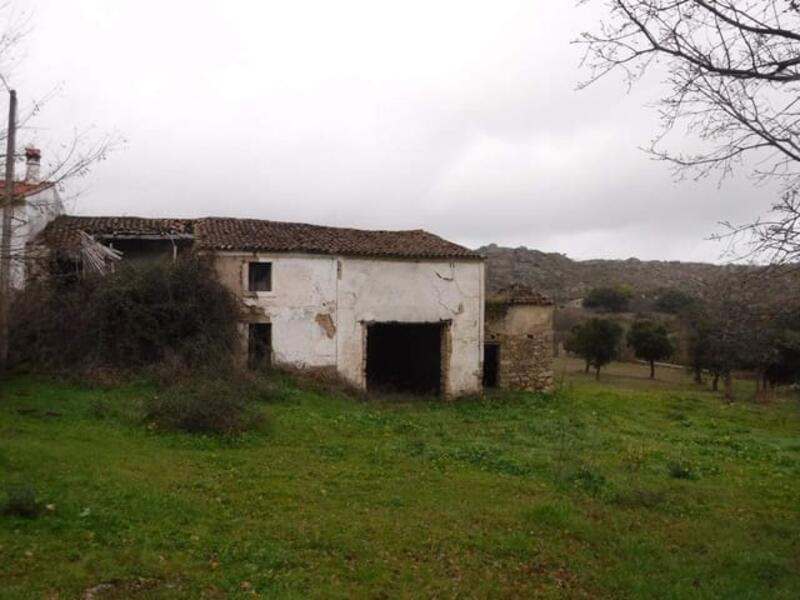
(9, 256, 241, 372)
(144, 371, 273, 437)
(2, 484, 42, 519)
(667, 461, 698, 480)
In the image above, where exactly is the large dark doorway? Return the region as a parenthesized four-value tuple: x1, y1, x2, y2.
(483, 343, 500, 388)
(366, 322, 443, 395)
(248, 323, 272, 370)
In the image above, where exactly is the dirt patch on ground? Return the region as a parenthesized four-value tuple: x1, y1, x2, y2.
(81, 577, 162, 599)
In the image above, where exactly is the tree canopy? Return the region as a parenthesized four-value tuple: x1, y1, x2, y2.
(680, 270, 800, 399)
(583, 285, 634, 312)
(566, 318, 624, 379)
(655, 289, 696, 315)
(627, 319, 673, 378)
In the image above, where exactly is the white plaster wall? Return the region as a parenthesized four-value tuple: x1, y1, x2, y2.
(25, 188, 63, 243)
(336, 258, 484, 396)
(218, 252, 485, 397)
(0, 187, 62, 289)
(218, 253, 339, 369)
(0, 204, 23, 288)
(216, 252, 484, 396)
(505, 304, 554, 332)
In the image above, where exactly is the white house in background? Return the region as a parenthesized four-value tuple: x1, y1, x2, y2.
(34, 215, 486, 398)
(0, 148, 64, 289)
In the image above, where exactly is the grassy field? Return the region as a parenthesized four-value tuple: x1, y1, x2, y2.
(1, 362, 799, 599)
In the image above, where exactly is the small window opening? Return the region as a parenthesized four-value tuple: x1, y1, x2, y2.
(248, 262, 272, 292)
(248, 323, 272, 369)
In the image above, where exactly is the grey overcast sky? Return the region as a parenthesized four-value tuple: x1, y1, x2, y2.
(12, 0, 779, 261)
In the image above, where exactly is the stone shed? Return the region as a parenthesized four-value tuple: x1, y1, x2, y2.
(483, 284, 554, 392)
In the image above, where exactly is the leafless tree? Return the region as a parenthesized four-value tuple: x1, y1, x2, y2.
(716, 188, 800, 265)
(579, 0, 800, 263)
(0, 3, 121, 368)
(0, 5, 119, 200)
(685, 267, 800, 400)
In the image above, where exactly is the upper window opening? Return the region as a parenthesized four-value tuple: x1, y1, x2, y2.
(248, 262, 272, 292)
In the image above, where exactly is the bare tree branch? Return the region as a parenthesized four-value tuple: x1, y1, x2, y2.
(580, 0, 800, 264)
(0, 2, 124, 369)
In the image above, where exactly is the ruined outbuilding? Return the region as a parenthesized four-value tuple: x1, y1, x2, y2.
(483, 284, 554, 392)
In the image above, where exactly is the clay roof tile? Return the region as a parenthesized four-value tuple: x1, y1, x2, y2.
(35, 215, 482, 261)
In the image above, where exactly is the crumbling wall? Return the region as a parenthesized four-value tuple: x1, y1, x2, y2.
(335, 258, 484, 397)
(485, 303, 554, 392)
(212, 252, 338, 369)
(212, 252, 485, 398)
(2, 186, 63, 289)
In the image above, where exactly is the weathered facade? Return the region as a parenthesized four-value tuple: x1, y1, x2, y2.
(483, 285, 554, 392)
(31, 213, 557, 397)
(34, 215, 485, 397)
(213, 253, 483, 396)
(198, 217, 485, 397)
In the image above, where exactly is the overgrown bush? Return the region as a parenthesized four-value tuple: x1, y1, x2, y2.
(2, 484, 42, 519)
(90, 399, 112, 419)
(667, 461, 697, 480)
(656, 289, 696, 315)
(567, 465, 607, 496)
(145, 373, 272, 437)
(627, 319, 674, 379)
(565, 318, 623, 379)
(610, 488, 666, 510)
(10, 256, 241, 372)
(583, 285, 634, 312)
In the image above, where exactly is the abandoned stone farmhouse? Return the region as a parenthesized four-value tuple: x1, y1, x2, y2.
(30, 215, 556, 396)
(3, 150, 554, 397)
(35, 215, 489, 396)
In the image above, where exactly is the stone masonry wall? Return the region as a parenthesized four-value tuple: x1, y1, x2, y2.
(485, 303, 554, 392)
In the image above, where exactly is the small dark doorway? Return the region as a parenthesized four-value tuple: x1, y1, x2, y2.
(483, 343, 500, 388)
(366, 322, 443, 395)
(248, 323, 272, 369)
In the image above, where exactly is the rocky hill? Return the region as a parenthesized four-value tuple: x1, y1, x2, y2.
(478, 244, 744, 303)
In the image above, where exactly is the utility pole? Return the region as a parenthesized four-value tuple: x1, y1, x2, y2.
(0, 89, 17, 371)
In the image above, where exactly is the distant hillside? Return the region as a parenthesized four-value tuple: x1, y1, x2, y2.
(478, 244, 741, 303)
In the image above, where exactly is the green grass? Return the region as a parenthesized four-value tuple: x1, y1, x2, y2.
(1, 365, 799, 599)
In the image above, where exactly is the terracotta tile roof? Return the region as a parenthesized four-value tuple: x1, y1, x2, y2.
(0, 180, 54, 197)
(488, 284, 553, 306)
(194, 217, 481, 259)
(36, 216, 195, 255)
(36, 215, 482, 260)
